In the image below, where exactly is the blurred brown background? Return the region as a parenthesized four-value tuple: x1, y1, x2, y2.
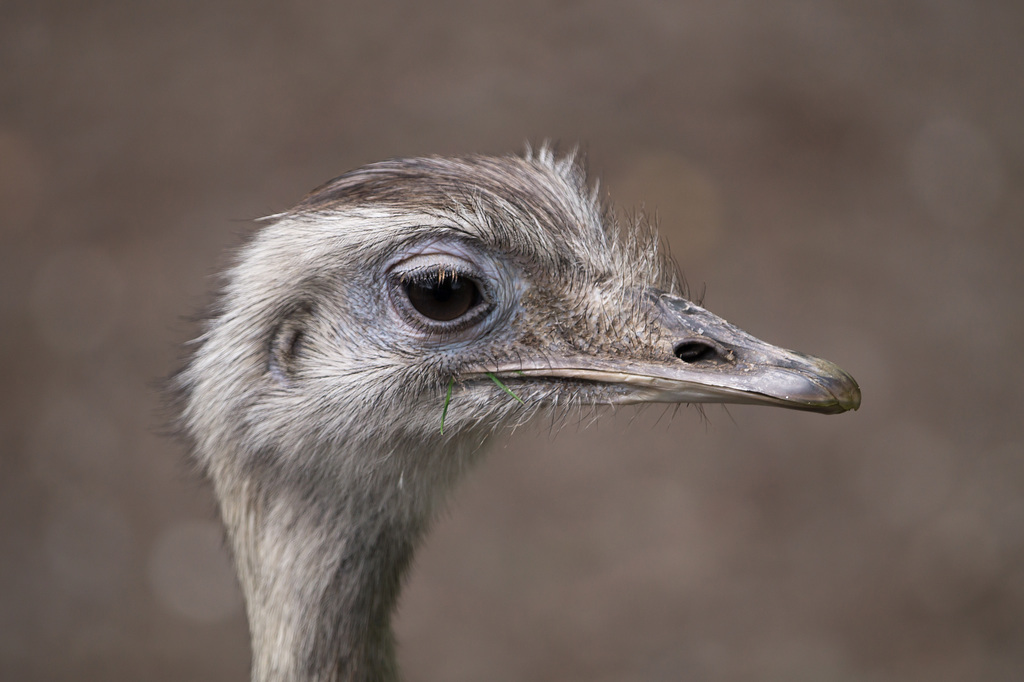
(2, 1, 1022, 680)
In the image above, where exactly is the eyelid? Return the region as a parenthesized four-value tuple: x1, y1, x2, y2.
(389, 248, 494, 302)
(400, 264, 483, 291)
(390, 252, 480, 277)
(401, 263, 472, 278)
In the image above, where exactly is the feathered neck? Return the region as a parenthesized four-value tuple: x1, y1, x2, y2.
(211, 431, 488, 682)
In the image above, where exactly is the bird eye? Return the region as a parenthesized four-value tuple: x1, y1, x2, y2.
(404, 269, 482, 322)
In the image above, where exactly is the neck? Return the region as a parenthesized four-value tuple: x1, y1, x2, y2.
(213, 435, 484, 682)
(220, 479, 418, 682)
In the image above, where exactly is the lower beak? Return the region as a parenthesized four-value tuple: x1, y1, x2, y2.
(475, 292, 860, 415)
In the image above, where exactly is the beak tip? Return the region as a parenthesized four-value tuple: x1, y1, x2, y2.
(844, 384, 862, 412)
(825, 369, 861, 413)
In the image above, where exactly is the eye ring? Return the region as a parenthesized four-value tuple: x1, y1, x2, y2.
(388, 263, 494, 334)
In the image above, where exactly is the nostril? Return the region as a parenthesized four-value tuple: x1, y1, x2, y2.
(674, 340, 718, 364)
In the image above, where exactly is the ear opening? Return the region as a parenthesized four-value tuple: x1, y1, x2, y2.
(269, 303, 314, 382)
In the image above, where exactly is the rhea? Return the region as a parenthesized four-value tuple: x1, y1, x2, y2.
(176, 148, 860, 682)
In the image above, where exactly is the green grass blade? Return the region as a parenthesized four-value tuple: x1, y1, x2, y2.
(440, 377, 454, 434)
(486, 372, 524, 404)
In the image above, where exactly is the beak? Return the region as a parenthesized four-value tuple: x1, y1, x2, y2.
(475, 292, 860, 415)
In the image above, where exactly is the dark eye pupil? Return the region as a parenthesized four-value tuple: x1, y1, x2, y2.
(405, 272, 481, 322)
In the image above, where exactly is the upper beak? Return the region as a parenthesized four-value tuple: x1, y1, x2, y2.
(476, 292, 861, 415)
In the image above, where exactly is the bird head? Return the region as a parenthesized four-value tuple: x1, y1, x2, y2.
(179, 148, 859, 494)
